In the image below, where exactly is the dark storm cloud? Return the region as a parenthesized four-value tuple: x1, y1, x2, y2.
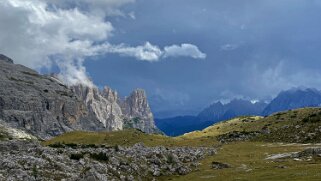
(89, 0, 321, 117)
(2, 0, 321, 117)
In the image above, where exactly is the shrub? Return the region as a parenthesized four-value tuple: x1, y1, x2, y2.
(70, 153, 84, 160)
(65, 143, 78, 149)
(48, 142, 65, 148)
(90, 152, 109, 162)
(32, 165, 38, 179)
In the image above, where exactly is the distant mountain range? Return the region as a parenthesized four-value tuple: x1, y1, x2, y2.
(262, 88, 321, 116)
(156, 88, 321, 136)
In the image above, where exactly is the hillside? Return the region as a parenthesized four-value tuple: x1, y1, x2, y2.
(184, 107, 321, 143)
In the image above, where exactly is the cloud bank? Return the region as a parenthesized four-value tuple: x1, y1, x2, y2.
(104, 42, 206, 61)
(0, 0, 206, 86)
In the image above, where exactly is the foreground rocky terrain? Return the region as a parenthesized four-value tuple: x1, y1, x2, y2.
(0, 54, 160, 139)
(0, 139, 215, 181)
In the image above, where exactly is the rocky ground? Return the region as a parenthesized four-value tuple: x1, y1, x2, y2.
(266, 146, 321, 161)
(0, 140, 216, 181)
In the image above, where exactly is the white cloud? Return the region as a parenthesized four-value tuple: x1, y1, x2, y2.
(0, 0, 206, 87)
(164, 44, 207, 59)
(105, 42, 163, 61)
(102, 42, 206, 61)
(220, 44, 239, 51)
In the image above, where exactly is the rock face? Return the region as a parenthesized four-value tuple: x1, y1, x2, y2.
(0, 54, 160, 139)
(72, 85, 124, 131)
(0, 56, 103, 139)
(121, 89, 160, 134)
(71, 85, 160, 134)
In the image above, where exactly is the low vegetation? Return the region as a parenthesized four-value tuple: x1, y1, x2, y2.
(160, 142, 321, 181)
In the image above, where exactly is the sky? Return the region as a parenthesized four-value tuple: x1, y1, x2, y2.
(1, 0, 321, 118)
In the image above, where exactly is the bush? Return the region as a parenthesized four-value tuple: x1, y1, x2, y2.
(65, 143, 78, 149)
(90, 152, 109, 162)
(48, 142, 65, 148)
(81, 144, 97, 148)
(302, 114, 321, 123)
(70, 153, 84, 160)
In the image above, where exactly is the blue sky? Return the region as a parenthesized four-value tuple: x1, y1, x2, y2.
(1, 0, 321, 117)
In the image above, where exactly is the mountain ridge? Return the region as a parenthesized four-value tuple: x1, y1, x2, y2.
(0, 54, 160, 139)
(157, 88, 321, 136)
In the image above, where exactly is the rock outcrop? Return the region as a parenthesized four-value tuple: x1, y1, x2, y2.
(0, 54, 160, 139)
(0, 140, 215, 180)
(121, 89, 160, 134)
(0, 120, 37, 140)
(72, 85, 161, 134)
(72, 85, 124, 131)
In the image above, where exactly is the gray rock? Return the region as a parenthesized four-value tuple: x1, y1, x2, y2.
(0, 57, 98, 140)
(0, 139, 216, 180)
(211, 161, 231, 169)
(121, 89, 161, 134)
(0, 54, 13, 64)
(265, 152, 299, 160)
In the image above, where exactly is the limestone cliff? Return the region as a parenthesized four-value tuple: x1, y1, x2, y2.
(72, 86, 161, 134)
(121, 89, 160, 134)
(72, 85, 124, 131)
(0, 54, 105, 139)
(0, 54, 160, 139)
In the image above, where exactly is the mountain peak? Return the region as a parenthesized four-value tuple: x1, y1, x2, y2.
(262, 87, 321, 116)
(0, 54, 14, 64)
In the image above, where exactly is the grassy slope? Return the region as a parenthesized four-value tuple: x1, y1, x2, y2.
(43, 129, 219, 147)
(160, 141, 321, 181)
(183, 107, 321, 143)
(181, 116, 263, 139)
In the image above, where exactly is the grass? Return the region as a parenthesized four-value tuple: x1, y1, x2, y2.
(183, 108, 321, 143)
(43, 129, 221, 147)
(160, 141, 321, 181)
(181, 116, 263, 139)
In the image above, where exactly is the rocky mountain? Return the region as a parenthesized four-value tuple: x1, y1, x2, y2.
(121, 89, 160, 133)
(72, 84, 124, 131)
(0, 54, 160, 139)
(198, 99, 267, 122)
(72, 84, 160, 134)
(262, 88, 321, 116)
